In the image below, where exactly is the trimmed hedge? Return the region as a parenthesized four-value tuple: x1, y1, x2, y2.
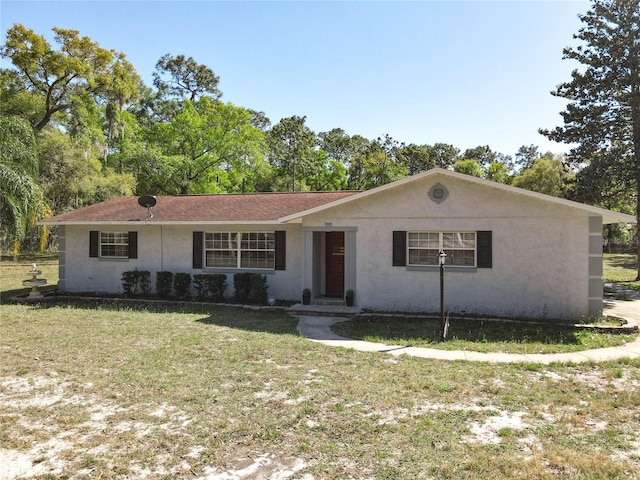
(121, 270, 151, 297)
(155, 271, 173, 299)
(193, 273, 227, 302)
(173, 273, 192, 300)
(233, 273, 268, 305)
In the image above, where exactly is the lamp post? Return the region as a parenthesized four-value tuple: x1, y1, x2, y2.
(438, 250, 447, 340)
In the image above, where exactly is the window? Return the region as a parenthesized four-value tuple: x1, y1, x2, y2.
(90, 231, 137, 259)
(205, 232, 275, 269)
(100, 232, 129, 258)
(408, 232, 476, 266)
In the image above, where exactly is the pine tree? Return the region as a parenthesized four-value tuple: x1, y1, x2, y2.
(541, 0, 640, 279)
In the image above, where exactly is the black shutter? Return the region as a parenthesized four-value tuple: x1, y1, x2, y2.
(477, 231, 492, 268)
(89, 231, 99, 257)
(274, 231, 286, 270)
(392, 231, 406, 266)
(193, 231, 203, 269)
(128, 231, 138, 259)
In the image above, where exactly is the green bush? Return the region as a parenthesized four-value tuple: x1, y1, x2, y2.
(121, 270, 151, 297)
(233, 273, 251, 303)
(248, 274, 268, 304)
(138, 271, 151, 296)
(155, 271, 173, 299)
(173, 272, 192, 300)
(194, 274, 227, 302)
(233, 273, 268, 305)
(193, 274, 207, 300)
(121, 271, 137, 297)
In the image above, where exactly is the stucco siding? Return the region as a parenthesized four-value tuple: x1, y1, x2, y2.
(54, 170, 610, 320)
(301, 175, 593, 319)
(61, 224, 303, 302)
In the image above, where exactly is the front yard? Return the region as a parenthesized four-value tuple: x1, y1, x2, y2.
(1, 254, 639, 478)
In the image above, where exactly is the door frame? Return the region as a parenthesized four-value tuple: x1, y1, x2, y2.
(302, 227, 357, 301)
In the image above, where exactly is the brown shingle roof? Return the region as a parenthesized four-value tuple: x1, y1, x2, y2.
(39, 191, 361, 224)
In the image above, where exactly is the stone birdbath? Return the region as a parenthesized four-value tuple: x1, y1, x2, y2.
(22, 263, 47, 299)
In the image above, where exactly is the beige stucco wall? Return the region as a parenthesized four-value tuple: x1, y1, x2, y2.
(300, 174, 594, 320)
(59, 223, 303, 302)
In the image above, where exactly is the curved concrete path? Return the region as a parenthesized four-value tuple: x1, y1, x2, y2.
(295, 297, 640, 364)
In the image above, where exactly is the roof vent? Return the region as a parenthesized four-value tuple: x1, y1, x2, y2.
(137, 195, 156, 220)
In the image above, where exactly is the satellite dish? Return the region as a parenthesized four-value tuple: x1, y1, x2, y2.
(137, 195, 156, 220)
(138, 195, 157, 208)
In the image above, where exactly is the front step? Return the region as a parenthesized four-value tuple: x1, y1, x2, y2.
(287, 302, 362, 317)
(312, 296, 345, 306)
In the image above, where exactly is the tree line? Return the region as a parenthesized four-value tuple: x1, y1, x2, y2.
(1, 0, 638, 267)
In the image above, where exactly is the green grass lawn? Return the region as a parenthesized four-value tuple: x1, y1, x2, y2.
(604, 253, 640, 291)
(0, 252, 59, 303)
(330, 315, 637, 354)
(332, 254, 640, 355)
(2, 301, 640, 479)
(1, 254, 640, 478)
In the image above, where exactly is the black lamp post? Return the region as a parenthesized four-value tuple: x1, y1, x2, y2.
(438, 250, 447, 340)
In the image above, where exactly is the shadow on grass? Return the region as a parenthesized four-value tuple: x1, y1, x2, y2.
(1, 285, 58, 304)
(606, 255, 638, 271)
(196, 310, 299, 336)
(1, 252, 59, 263)
(8, 295, 299, 336)
(332, 316, 587, 347)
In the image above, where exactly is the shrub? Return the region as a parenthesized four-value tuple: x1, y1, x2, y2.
(173, 272, 192, 300)
(156, 271, 173, 299)
(234, 273, 268, 305)
(121, 271, 138, 297)
(193, 273, 227, 302)
(249, 274, 268, 304)
(121, 270, 151, 297)
(233, 273, 251, 303)
(138, 271, 151, 296)
(193, 274, 207, 300)
(207, 274, 227, 302)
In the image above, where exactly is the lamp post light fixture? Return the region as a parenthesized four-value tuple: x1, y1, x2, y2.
(438, 250, 448, 340)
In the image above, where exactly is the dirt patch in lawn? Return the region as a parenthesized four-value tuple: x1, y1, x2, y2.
(0, 374, 312, 479)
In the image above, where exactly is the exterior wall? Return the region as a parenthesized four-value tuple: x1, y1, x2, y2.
(301, 175, 594, 320)
(60, 223, 303, 302)
(59, 172, 603, 320)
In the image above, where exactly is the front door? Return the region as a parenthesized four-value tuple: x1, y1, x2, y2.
(325, 232, 345, 297)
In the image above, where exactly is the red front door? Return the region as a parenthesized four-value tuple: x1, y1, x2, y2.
(325, 232, 345, 297)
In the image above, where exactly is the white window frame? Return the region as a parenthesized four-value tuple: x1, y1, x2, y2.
(205, 232, 275, 270)
(100, 232, 129, 258)
(407, 231, 476, 267)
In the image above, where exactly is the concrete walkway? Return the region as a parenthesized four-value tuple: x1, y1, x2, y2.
(294, 297, 640, 364)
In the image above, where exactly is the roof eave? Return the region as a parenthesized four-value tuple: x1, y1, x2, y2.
(37, 220, 283, 226)
(279, 168, 637, 225)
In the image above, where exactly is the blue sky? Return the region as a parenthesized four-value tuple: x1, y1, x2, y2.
(1, 0, 589, 157)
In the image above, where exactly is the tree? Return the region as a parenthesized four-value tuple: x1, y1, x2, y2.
(431, 143, 460, 169)
(37, 127, 135, 213)
(145, 98, 265, 194)
(153, 54, 221, 102)
(453, 159, 484, 177)
(0, 116, 48, 253)
(397, 144, 435, 175)
(267, 115, 317, 191)
(512, 155, 570, 197)
(1, 24, 131, 131)
(357, 140, 407, 189)
(461, 145, 497, 169)
(515, 144, 542, 172)
(318, 128, 352, 165)
(540, 0, 640, 278)
(485, 161, 511, 184)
